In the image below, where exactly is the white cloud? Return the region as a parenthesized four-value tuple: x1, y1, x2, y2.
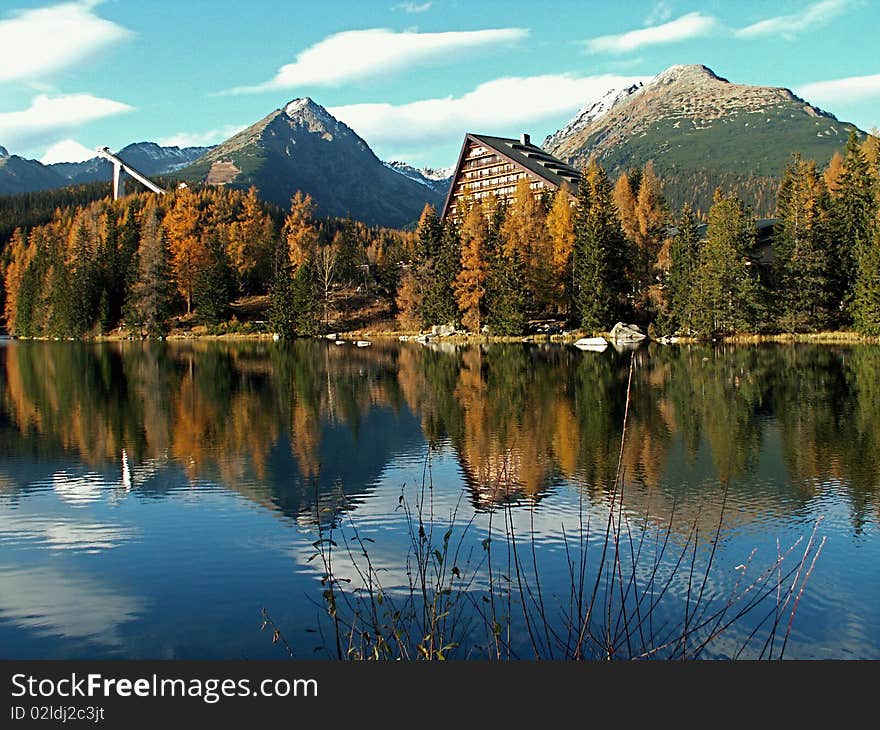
(0, 93, 133, 149)
(40, 138, 97, 164)
(393, 1, 432, 12)
(796, 73, 880, 105)
(225, 27, 529, 94)
(585, 12, 719, 54)
(736, 0, 851, 39)
(157, 124, 249, 149)
(0, 1, 132, 84)
(644, 1, 673, 26)
(330, 72, 650, 151)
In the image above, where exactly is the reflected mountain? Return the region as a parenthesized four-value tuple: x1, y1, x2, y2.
(1, 339, 879, 533)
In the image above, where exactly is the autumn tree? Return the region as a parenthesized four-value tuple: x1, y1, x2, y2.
(572, 160, 629, 331)
(545, 186, 575, 315)
(283, 191, 319, 268)
(634, 161, 667, 297)
(164, 188, 206, 315)
(501, 178, 552, 312)
(227, 186, 275, 293)
(613, 171, 639, 244)
(454, 199, 489, 332)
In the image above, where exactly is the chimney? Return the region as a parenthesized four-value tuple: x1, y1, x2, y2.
(520, 133, 531, 146)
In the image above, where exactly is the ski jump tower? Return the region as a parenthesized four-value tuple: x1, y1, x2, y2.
(95, 147, 167, 200)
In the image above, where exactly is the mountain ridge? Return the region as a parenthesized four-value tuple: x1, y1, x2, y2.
(544, 64, 863, 214)
(177, 97, 446, 228)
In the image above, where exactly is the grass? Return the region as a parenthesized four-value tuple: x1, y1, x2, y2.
(264, 354, 826, 660)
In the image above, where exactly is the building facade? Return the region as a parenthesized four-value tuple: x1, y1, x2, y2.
(441, 133, 581, 219)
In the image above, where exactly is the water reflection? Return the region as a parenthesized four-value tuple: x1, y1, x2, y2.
(1, 340, 878, 529)
(0, 339, 878, 658)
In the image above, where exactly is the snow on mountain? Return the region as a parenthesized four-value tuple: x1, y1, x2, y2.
(385, 161, 452, 193)
(0, 145, 9, 159)
(543, 82, 645, 150)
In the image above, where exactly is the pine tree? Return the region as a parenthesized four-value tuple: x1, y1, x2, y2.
(666, 204, 701, 332)
(853, 219, 880, 335)
(773, 155, 835, 332)
(126, 203, 172, 337)
(421, 215, 461, 327)
(690, 190, 764, 335)
(572, 160, 629, 331)
(291, 255, 319, 336)
(69, 220, 100, 336)
(194, 232, 233, 325)
(269, 244, 318, 338)
(454, 200, 489, 332)
(833, 131, 877, 312)
(546, 187, 575, 315)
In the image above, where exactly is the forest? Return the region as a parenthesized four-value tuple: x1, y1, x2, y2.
(1, 130, 879, 339)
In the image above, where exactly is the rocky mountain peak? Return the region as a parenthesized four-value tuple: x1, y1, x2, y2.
(0, 145, 8, 159)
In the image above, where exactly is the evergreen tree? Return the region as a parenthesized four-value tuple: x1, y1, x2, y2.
(269, 245, 319, 338)
(69, 220, 100, 336)
(833, 131, 877, 312)
(666, 204, 701, 332)
(853, 220, 880, 335)
(773, 155, 835, 332)
(689, 190, 764, 335)
(194, 232, 233, 325)
(421, 215, 461, 327)
(572, 160, 629, 331)
(291, 255, 319, 336)
(126, 204, 172, 337)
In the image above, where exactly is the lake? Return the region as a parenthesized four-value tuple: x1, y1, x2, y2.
(0, 338, 877, 659)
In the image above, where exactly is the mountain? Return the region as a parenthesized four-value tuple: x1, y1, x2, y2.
(177, 98, 445, 228)
(384, 161, 453, 195)
(0, 152, 67, 195)
(0, 142, 211, 196)
(544, 64, 865, 215)
(49, 142, 211, 185)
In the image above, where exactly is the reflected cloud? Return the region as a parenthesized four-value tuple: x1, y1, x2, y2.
(0, 565, 144, 646)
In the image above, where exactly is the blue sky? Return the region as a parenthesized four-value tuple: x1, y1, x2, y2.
(0, 0, 878, 168)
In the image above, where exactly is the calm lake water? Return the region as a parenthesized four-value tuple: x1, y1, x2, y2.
(0, 338, 878, 659)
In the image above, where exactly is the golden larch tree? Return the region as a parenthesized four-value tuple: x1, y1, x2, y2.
(501, 178, 552, 311)
(164, 188, 207, 314)
(545, 186, 575, 314)
(283, 191, 319, 267)
(454, 200, 489, 332)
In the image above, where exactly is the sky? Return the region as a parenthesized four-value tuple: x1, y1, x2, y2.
(0, 0, 878, 169)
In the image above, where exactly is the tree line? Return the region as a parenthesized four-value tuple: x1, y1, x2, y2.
(401, 131, 880, 337)
(1, 185, 411, 338)
(2, 130, 879, 339)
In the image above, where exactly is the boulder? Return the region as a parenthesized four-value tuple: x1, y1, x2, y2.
(609, 322, 647, 342)
(431, 322, 456, 337)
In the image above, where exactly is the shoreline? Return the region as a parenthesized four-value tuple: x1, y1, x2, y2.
(6, 329, 879, 345)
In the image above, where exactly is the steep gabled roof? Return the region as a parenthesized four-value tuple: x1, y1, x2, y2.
(441, 133, 581, 218)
